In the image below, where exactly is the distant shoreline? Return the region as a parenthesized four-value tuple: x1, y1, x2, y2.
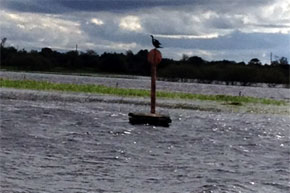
(1, 69, 289, 89)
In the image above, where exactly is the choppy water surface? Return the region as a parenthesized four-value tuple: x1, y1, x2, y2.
(1, 98, 289, 193)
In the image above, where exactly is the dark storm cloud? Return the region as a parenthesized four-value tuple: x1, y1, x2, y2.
(1, 0, 195, 13)
(63, 0, 273, 13)
(1, 0, 274, 14)
(57, 0, 195, 12)
(0, 0, 65, 13)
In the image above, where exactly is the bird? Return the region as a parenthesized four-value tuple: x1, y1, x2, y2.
(150, 35, 162, 48)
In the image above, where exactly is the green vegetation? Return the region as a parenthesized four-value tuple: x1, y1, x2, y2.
(0, 78, 286, 106)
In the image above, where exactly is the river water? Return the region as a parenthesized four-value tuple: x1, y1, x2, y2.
(1, 96, 289, 193)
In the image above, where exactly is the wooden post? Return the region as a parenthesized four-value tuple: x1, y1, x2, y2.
(151, 58, 156, 114)
(147, 48, 161, 114)
(128, 48, 172, 127)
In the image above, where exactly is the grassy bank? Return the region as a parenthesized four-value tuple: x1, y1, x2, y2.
(0, 78, 286, 106)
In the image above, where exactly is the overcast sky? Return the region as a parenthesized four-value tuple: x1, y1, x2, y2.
(0, 0, 289, 63)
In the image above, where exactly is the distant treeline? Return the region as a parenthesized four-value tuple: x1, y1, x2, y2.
(1, 44, 289, 86)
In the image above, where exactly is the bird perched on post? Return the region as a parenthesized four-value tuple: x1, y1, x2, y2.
(150, 35, 162, 48)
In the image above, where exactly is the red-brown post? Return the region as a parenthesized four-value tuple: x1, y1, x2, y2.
(147, 49, 162, 114)
(151, 58, 156, 114)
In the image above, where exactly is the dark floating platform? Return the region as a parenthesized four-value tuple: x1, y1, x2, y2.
(128, 112, 172, 127)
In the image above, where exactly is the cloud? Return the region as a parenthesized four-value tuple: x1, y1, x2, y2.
(0, 10, 87, 50)
(119, 16, 142, 32)
(91, 18, 104, 26)
(154, 34, 219, 39)
(0, 0, 289, 64)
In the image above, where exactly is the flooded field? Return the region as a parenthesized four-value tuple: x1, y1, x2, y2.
(1, 71, 289, 100)
(1, 71, 290, 192)
(1, 94, 289, 192)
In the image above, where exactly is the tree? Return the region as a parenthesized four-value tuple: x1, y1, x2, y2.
(187, 56, 205, 65)
(86, 49, 97, 56)
(279, 57, 288, 66)
(1, 37, 7, 47)
(126, 50, 134, 57)
(99, 52, 127, 73)
(248, 58, 262, 66)
(271, 56, 289, 66)
(1, 38, 7, 48)
(41, 47, 53, 56)
(181, 54, 189, 62)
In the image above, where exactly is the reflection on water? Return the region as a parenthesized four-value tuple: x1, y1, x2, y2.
(1, 99, 289, 193)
